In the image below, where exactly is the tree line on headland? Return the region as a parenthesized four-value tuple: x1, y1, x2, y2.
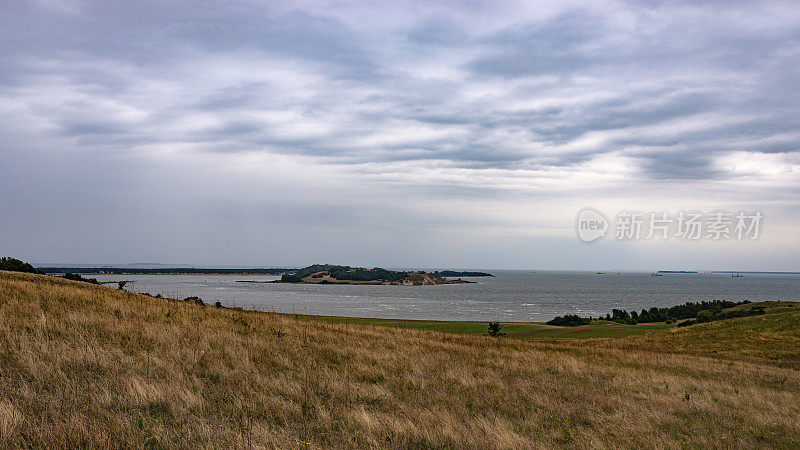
(1, 257, 106, 285)
(547, 299, 764, 327)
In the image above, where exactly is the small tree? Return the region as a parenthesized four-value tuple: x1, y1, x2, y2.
(488, 322, 505, 337)
(612, 309, 630, 321)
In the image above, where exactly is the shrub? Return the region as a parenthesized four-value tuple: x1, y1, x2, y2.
(183, 296, 204, 305)
(696, 310, 714, 323)
(487, 322, 505, 337)
(63, 273, 99, 284)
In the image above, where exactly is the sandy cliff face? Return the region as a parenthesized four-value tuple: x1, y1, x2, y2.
(399, 273, 437, 285)
(398, 273, 471, 285)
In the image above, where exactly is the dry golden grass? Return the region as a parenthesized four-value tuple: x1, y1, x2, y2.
(0, 270, 798, 448)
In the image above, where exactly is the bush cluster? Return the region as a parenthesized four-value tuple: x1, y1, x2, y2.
(546, 314, 592, 326)
(0, 257, 41, 274)
(548, 300, 754, 326)
(677, 306, 765, 327)
(63, 273, 99, 284)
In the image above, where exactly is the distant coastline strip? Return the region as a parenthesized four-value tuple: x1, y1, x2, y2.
(36, 267, 297, 275)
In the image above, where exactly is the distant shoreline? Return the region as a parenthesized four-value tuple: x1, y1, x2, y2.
(35, 267, 800, 276)
(36, 267, 295, 275)
(709, 271, 800, 275)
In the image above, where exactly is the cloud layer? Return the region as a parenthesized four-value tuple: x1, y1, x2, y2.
(1, 0, 799, 269)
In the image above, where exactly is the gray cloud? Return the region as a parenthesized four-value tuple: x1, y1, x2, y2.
(1, 0, 799, 268)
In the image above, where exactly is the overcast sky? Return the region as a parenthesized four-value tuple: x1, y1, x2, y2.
(1, 0, 799, 270)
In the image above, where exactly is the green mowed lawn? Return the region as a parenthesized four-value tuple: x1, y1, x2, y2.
(283, 313, 675, 340)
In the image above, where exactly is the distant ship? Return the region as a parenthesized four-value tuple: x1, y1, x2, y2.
(651, 272, 663, 276)
(731, 272, 744, 277)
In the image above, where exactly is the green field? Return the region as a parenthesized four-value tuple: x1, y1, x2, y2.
(285, 313, 676, 339)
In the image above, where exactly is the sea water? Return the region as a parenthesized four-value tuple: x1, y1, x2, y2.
(88, 271, 800, 322)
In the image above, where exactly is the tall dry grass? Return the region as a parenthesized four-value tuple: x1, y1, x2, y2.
(0, 271, 798, 448)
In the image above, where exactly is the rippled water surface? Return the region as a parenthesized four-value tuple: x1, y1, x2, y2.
(90, 271, 800, 321)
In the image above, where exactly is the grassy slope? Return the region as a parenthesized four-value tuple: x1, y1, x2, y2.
(1, 271, 799, 448)
(596, 302, 800, 370)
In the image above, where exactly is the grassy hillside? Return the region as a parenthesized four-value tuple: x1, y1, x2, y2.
(1, 271, 798, 448)
(595, 301, 800, 370)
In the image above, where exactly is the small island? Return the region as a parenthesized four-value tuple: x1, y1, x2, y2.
(277, 264, 476, 285)
(438, 270, 493, 277)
